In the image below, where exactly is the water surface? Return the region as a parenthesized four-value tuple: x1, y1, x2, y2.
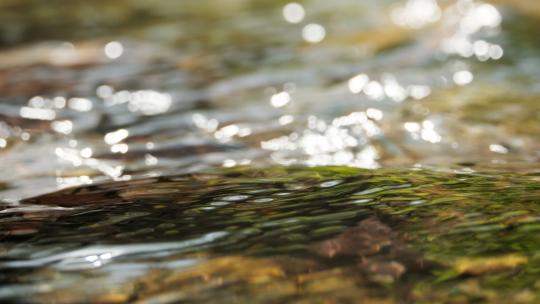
(2, 166, 540, 303)
(0, 0, 539, 302)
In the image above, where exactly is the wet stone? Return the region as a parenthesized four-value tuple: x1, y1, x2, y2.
(0, 166, 538, 302)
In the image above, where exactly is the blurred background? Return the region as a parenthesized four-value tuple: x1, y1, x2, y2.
(0, 0, 539, 200)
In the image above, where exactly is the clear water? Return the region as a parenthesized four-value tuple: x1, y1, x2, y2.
(0, 0, 539, 303)
(2, 167, 540, 302)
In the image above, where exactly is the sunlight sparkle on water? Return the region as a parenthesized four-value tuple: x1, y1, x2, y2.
(283, 3, 305, 24)
(408, 85, 431, 100)
(222, 159, 236, 167)
(364, 81, 384, 101)
(216, 125, 239, 139)
(348, 74, 369, 94)
(127, 90, 172, 115)
(302, 24, 326, 43)
(382, 75, 407, 102)
(96, 85, 114, 99)
(28, 96, 47, 108)
(50, 42, 76, 65)
(53, 97, 67, 109)
(440, 1, 503, 61)
(489, 144, 508, 154)
(391, 0, 441, 29)
(279, 115, 294, 125)
(80, 147, 93, 158)
(104, 41, 123, 59)
(84, 251, 115, 268)
(270, 91, 291, 108)
(102, 88, 172, 115)
(453, 70, 473, 86)
(192, 113, 219, 132)
(19, 107, 56, 120)
(111, 143, 129, 154)
(366, 108, 383, 121)
(104, 129, 129, 145)
(404, 122, 421, 133)
(51, 120, 73, 135)
(56, 175, 92, 188)
(215, 124, 251, 141)
(262, 113, 382, 168)
(68, 98, 93, 112)
(145, 154, 159, 165)
(421, 120, 441, 143)
(460, 2, 501, 34)
(489, 44, 503, 60)
(404, 121, 442, 143)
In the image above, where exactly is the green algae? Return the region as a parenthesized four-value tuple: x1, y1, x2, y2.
(1, 0, 540, 302)
(1, 166, 539, 303)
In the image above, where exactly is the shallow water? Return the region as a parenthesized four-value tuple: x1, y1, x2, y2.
(0, 0, 539, 303)
(2, 167, 540, 303)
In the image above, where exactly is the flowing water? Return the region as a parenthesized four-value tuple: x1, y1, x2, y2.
(0, 0, 539, 303)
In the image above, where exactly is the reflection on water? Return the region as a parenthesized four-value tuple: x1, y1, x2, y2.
(1, 167, 540, 302)
(0, 0, 540, 302)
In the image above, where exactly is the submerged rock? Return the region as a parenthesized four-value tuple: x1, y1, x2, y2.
(1, 166, 539, 303)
